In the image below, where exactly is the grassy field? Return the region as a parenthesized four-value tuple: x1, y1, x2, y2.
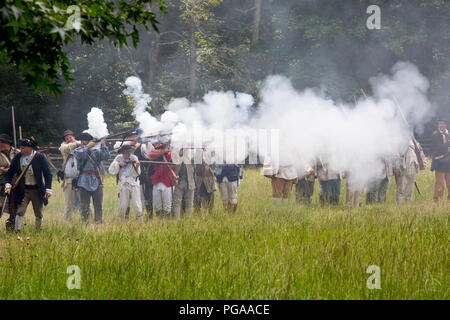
(0, 168, 448, 300)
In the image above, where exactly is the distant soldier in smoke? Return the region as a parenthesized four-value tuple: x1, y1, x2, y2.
(317, 160, 341, 205)
(194, 149, 216, 212)
(149, 140, 177, 217)
(430, 118, 449, 202)
(5, 137, 53, 232)
(295, 164, 316, 206)
(108, 144, 143, 222)
(172, 148, 195, 218)
(263, 154, 297, 206)
(215, 163, 242, 212)
(0, 134, 17, 231)
(343, 171, 361, 207)
(59, 129, 82, 222)
(73, 133, 110, 223)
(137, 141, 155, 219)
(394, 137, 426, 204)
(366, 158, 393, 204)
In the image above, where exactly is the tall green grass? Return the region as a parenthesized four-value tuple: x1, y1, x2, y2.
(0, 169, 448, 299)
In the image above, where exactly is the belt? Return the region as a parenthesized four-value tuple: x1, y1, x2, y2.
(25, 185, 38, 190)
(82, 171, 98, 175)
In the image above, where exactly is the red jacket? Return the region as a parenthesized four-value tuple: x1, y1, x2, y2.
(149, 150, 177, 187)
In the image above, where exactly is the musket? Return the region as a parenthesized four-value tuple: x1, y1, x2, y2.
(11, 106, 17, 155)
(93, 128, 141, 143)
(360, 88, 368, 99)
(414, 182, 422, 196)
(0, 194, 8, 218)
(139, 160, 178, 165)
(392, 96, 424, 197)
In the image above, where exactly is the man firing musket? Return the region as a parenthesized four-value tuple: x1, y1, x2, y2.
(73, 132, 110, 224)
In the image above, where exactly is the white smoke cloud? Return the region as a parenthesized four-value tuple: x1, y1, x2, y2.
(84, 107, 109, 139)
(252, 61, 433, 189)
(121, 61, 433, 190)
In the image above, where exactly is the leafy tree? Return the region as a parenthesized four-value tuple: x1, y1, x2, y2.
(0, 0, 167, 94)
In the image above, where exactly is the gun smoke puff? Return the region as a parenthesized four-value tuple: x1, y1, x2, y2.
(84, 107, 109, 139)
(253, 61, 434, 190)
(123, 76, 162, 136)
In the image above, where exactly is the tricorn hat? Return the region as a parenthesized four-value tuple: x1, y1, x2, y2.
(117, 144, 134, 154)
(77, 132, 94, 141)
(20, 137, 38, 148)
(0, 133, 12, 145)
(63, 129, 75, 138)
(437, 118, 448, 124)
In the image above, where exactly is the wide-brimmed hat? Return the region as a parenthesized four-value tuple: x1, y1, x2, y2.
(0, 133, 12, 145)
(63, 129, 75, 138)
(20, 137, 38, 148)
(77, 132, 94, 141)
(117, 144, 134, 154)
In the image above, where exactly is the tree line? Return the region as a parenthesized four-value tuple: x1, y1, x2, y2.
(1, 0, 449, 145)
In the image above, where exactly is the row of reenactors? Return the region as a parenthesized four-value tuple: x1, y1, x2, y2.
(0, 119, 448, 232)
(263, 119, 449, 206)
(0, 130, 243, 232)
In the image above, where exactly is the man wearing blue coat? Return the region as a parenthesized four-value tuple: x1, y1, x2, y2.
(5, 137, 53, 232)
(215, 164, 242, 212)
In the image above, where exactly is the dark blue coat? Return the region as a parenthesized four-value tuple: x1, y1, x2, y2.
(6, 151, 53, 206)
(215, 164, 240, 183)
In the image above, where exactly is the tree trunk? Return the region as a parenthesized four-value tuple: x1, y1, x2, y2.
(251, 0, 262, 46)
(189, 19, 197, 102)
(148, 31, 160, 93)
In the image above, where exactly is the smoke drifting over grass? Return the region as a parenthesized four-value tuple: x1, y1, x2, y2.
(121, 61, 433, 190)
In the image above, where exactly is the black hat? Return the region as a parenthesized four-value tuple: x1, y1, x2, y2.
(118, 144, 134, 154)
(77, 132, 94, 141)
(437, 118, 448, 124)
(63, 129, 75, 138)
(20, 137, 38, 148)
(0, 134, 12, 145)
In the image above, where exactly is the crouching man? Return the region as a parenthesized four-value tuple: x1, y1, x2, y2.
(5, 138, 52, 232)
(108, 145, 143, 222)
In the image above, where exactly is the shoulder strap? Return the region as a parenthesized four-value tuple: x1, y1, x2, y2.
(12, 151, 38, 189)
(86, 151, 103, 184)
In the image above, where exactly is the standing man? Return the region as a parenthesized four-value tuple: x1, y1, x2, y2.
(431, 118, 449, 202)
(263, 155, 298, 206)
(194, 149, 216, 212)
(149, 141, 177, 217)
(59, 129, 82, 221)
(5, 137, 52, 232)
(0, 134, 17, 231)
(366, 158, 393, 204)
(172, 148, 195, 218)
(394, 137, 426, 204)
(317, 161, 341, 205)
(295, 164, 316, 206)
(108, 145, 143, 222)
(73, 133, 109, 223)
(138, 142, 155, 219)
(215, 164, 242, 212)
(343, 171, 362, 207)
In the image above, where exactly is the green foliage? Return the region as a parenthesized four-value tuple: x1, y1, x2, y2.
(0, 0, 167, 94)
